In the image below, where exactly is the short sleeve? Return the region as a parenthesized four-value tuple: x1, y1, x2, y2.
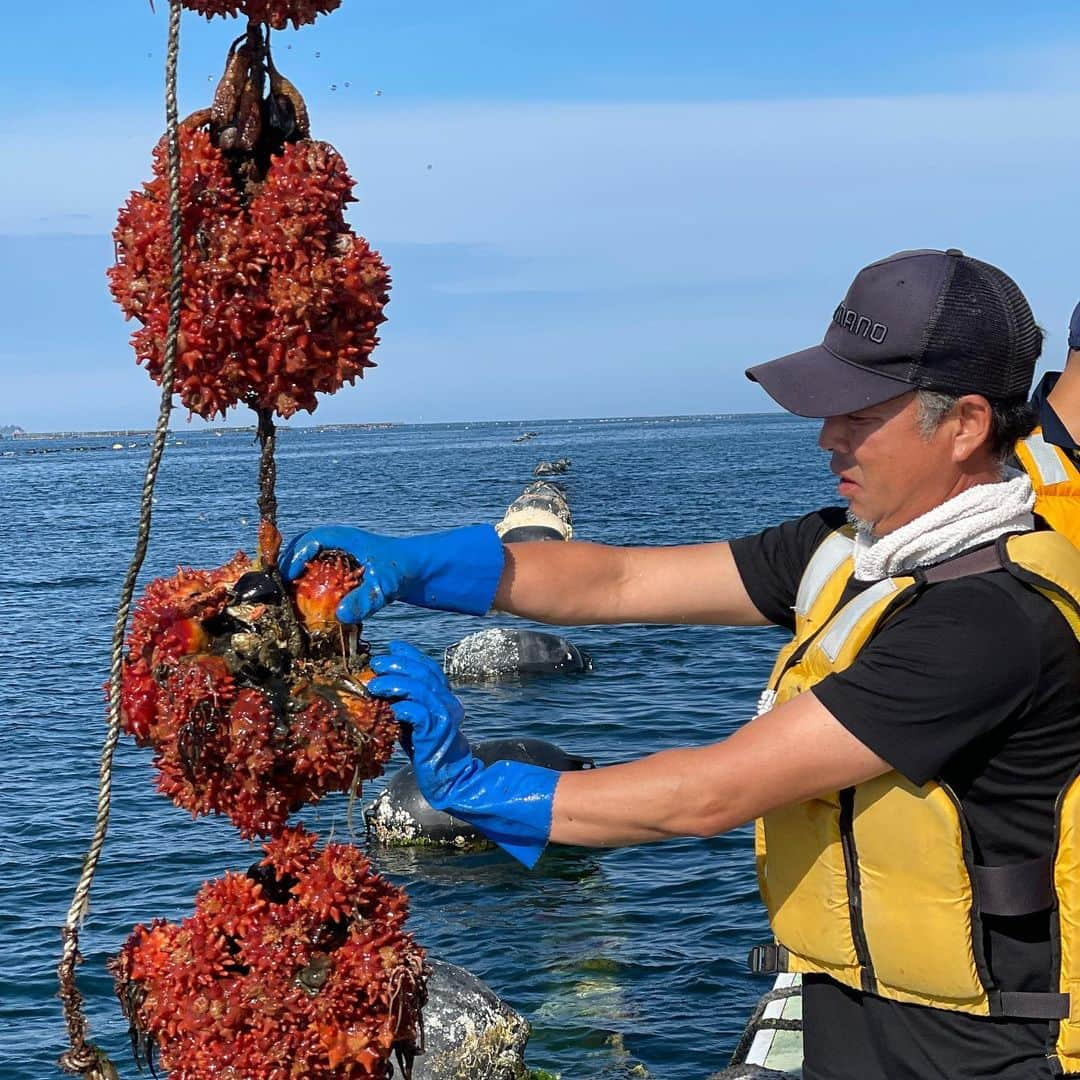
(730, 507, 848, 630)
(811, 577, 1041, 785)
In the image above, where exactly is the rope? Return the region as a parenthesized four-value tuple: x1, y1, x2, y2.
(256, 406, 278, 527)
(723, 983, 803, 1078)
(57, 0, 184, 1073)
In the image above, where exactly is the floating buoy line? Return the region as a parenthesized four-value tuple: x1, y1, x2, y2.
(57, 3, 427, 1076)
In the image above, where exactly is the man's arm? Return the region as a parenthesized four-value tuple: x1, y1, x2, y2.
(281, 526, 771, 627)
(550, 577, 1046, 849)
(494, 539, 770, 626)
(368, 642, 891, 867)
(370, 578, 1035, 866)
(549, 690, 890, 846)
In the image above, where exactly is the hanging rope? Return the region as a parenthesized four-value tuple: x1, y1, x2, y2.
(57, 1, 184, 1074)
(256, 405, 278, 528)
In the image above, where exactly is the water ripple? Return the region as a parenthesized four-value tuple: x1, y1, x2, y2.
(2, 415, 833, 1079)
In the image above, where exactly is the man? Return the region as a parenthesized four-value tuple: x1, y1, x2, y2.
(282, 249, 1080, 1079)
(1037, 300, 1080, 449)
(1020, 307, 1080, 543)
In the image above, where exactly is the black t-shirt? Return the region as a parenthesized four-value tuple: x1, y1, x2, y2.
(731, 509, 1080, 1080)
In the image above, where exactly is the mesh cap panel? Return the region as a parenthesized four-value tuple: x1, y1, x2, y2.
(745, 248, 1042, 417)
(916, 257, 1040, 398)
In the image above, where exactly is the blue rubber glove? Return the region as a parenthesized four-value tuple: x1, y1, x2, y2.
(368, 641, 559, 868)
(1069, 300, 1080, 351)
(278, 524, 505, 622)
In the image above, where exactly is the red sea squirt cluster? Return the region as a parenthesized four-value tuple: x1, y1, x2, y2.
(181, 0, 342, 29)
(111, 826, 426, 1078)
(109, 124, 390, 420)
(120, 551, 397, 837)
(105, 17, 428, 1076)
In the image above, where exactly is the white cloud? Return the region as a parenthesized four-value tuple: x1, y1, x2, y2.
(9, 92, 1078, 270)
(4, 90, 1079, 426)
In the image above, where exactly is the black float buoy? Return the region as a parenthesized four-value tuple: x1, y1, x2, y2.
(443, 628, 592, 681)
(495, 480, 572, 543)
(389, 959, 530, 1079)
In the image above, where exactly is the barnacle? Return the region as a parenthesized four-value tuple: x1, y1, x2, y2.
(181, 0, 342, 29)
(110, 827, 426, 1079)
(120, 552, 396, 838)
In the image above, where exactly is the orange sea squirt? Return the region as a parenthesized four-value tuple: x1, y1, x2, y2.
(291, 550, 362, 637)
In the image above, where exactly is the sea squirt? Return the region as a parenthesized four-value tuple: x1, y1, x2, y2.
(119, 549, 394, 837)
(181, 0, 342, 29)
(110, 825, 426, 1078)
(109, 37, 390, 422)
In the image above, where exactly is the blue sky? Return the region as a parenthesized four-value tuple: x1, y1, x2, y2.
(4, 1, 1080, 430)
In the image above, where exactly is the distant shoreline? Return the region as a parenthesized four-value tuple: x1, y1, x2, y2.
(1, 411, 794, 440)
(2, 421, 401, 441)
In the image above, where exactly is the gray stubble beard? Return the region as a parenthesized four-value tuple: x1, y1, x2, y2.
(846, 508, 877, 539)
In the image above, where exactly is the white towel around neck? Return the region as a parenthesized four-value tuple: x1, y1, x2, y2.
(852, 471, 1035, 581)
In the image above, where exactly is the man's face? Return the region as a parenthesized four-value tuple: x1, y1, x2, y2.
(818, 391, 960, 536)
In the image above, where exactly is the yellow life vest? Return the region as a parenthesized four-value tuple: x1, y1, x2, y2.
(1015, 427, 1080, 547)
(751, 528, 1080, 1071)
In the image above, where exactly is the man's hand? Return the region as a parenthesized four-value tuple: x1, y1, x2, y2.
(278, 524, 505, 622)
(368, 641, 559, 867)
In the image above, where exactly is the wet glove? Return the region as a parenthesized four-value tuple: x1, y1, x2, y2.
(368, 640, 558, 868)
(279, 524, 505, 622)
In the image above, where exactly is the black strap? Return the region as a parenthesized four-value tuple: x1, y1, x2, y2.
(918, 542, 1066, 1018)
(995, 990, 1071, 1020)
(747, 944, 789, 975)
(746, 946, 1069, 1018)
(974, 855, 1054, 917)
(920, 543, 1004, 583)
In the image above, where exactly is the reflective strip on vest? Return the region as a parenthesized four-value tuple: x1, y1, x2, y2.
(1022, 433, 1071, 486)
(795, 531, 854, 617)
(818, 577, 901, 662)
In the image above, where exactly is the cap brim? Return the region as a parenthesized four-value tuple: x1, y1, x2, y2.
(745, 344, 916, 418)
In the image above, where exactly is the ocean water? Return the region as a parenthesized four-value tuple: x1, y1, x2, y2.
(1, 413, 836, 1080)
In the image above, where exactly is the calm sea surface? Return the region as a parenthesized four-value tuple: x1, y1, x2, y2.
(1, 414, 836, 1080)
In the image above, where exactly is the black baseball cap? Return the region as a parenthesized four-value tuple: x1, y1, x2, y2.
(745, 248, 1041, 418)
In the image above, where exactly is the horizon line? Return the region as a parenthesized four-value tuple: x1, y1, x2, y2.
(2, 408, 798, 439)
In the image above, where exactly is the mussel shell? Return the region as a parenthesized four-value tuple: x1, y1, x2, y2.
(233, 571, 283, 605)
(245, 860, 297, 904)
